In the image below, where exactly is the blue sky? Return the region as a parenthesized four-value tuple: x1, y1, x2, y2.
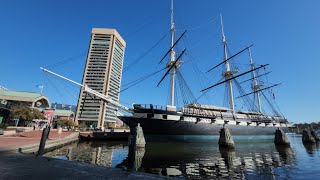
(0, 0, 319, 123)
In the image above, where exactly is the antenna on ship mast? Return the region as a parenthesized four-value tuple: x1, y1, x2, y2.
(220, 15, 236, 113)
(169, 0, 176, 106)
(248, 48, 262, 113)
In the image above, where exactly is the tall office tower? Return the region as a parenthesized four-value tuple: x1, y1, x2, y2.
(75, 28, 126, 128)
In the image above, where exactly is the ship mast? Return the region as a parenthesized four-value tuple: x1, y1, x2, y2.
(220, 15, 235, 113)
(248, 48, 262, 113)
(169, 0, 176, 106)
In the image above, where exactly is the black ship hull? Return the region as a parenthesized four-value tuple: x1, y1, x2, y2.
(121, 116, 288, 142)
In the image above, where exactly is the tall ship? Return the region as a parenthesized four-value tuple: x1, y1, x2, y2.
(41, 1, 292, 141)
(119, 0, 292, 141)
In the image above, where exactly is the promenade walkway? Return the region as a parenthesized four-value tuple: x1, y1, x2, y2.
(0, 130, 77, 153)
(0, 130, 177, 179)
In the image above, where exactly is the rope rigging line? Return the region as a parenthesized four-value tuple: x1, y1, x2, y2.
(176, 69, 198, 106)
(234, 79, 251, 111)
(233, 79, 258, 112)
(45, 52, 87, 69)
(193, 75, 224, 103)
(223, 83, 229, 108)
(261, 91, 281, 117)
(201, 64, 269, 92)
(272, 97, 285, 118)
(175, 80, 180, 108)
(123, 20, 154, 39)
(58, 77, 80, 101)
(166, 78, 171, 106)
(227, 45, 241, 72)
(184, 29, 219, 51)
(122, 67, 167, 87)
(177, 17, 216, 31)
(190, 57, 214, 105)
(123, 31, 169, 73)
(45, 74, 67, 103)
(177, 73, 188, 106)
(120, 67, 167, 93)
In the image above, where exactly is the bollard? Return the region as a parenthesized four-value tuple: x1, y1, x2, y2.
(218, 128, 235, 149)
(219, 147, 236, 169)
(302, 129, 316, 143)
(136, 123, 146, 148)
(274, 128, 290, 146)
(310, 129, 320, 141)
(37, 127, 50, 156)
(275, 144, 294, 164)
(127, 123, 146, 171)
(127, 144, 146, 171)
(128, 123, 146, 149)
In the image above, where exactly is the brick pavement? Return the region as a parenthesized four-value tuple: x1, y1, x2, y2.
(0, 130, 74, 152)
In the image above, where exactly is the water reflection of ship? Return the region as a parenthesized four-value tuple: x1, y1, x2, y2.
(303, 142, 320, 155)
(275, 145, 294, 164)
(115, 146, 145, 172)
(46, 141, 297, 179)
(46, 141, 128, 168)
(118, 142, 295, 179)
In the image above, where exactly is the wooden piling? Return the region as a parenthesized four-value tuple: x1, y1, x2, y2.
(218, 128, 235, 149)
(37, 127, 50, 156)
(310, 129, 320, 141)
(302, 129, 316, 143)
(128, 123, 146, 148)
(274, 128, 290, 146)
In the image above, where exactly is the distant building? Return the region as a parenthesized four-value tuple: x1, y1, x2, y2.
(75, 28, 126, 128)
(51, 103, 76, 112)
(0, 101, 10, 124)
(0, 89, 50, 124)
(53, 109, 75, 121)
(0, 89, 50, 109)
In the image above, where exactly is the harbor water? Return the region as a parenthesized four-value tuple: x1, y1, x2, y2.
(45, 134, 320, 179)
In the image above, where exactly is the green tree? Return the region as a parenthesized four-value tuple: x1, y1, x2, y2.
(57, 119, 76, 126)
(56, 119, 77, 130)
(10, 106, 45, 121)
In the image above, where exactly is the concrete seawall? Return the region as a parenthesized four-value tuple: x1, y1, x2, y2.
(0, 130, 79, 154)
(20, 132, 79, 154)
(0, 153, 178, 179)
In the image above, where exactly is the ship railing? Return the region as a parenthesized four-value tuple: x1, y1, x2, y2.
(133, 104, 167, 111)
(248, 114, 288, 124)
(249, 114, 276, 123)
(182, 107, 216, 118)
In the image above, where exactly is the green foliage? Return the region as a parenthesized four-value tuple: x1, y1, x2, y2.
(78, 123, 87, 129)
(57, 119, 77, 126)
(10, 106, 45, 121)
(0, 123, 8, 129)
(295, 122, 320, 130)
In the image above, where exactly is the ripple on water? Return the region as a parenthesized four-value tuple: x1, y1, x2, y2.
(44, 135, 320, 179)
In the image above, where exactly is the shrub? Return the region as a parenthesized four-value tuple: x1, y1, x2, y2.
(0, 123, 8, 130)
